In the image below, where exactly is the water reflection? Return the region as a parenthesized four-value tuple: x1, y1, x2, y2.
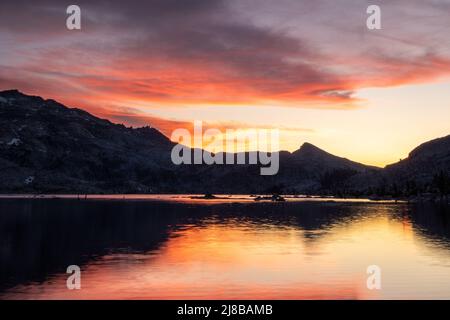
(0, 199, 449, 299)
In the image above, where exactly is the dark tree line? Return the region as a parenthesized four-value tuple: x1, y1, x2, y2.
(318, 169, 450, 200)
(433, 170, 450, 198)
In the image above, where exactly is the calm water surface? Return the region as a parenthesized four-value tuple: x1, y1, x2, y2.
(0, 197, 449, 299)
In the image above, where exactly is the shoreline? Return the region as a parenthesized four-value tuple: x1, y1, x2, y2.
(0, 193, 414, 204)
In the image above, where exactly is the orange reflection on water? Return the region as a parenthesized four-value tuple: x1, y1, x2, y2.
(3, 206, 450, 300)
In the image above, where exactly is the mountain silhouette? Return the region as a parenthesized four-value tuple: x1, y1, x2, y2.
(292, 142, 376, 171)
(0, 90, 448, 196)
(383, 135, 450, 193)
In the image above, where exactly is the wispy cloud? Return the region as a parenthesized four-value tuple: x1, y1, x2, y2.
(1, 0, 450, 128)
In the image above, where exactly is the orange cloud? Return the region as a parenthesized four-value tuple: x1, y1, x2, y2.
(2, 0, 450, 128)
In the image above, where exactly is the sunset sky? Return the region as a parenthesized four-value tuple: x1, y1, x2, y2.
(1, 0, 450, 167)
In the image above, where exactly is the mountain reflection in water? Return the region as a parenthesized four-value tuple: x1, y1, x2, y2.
(0, 198, 449, 299)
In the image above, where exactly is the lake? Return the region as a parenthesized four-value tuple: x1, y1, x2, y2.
(0, 196, 449, 299)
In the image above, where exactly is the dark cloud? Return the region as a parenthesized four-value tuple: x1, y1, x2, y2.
(314, 89, 355, 100)
(0, 0, 225, 32)
(1, 0, 343, 103)
(1, 0, 450, 108)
